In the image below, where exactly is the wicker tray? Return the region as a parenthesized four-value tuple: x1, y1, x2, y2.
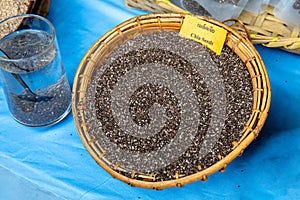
(125, 0, 300, 54)
(72, 13, 271, 189)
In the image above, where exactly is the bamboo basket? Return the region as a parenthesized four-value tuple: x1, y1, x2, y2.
(72, 13, 271, 189)
(125, 0, 300, 54)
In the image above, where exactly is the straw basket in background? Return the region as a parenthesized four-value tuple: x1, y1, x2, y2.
(125, 0, 300, 54)
(0, 0, 50, 20)
(0, 0, 50, 38)
(72, 13, 271, 189)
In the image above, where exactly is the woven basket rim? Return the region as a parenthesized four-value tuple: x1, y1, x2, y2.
(72, 13, 271, 189)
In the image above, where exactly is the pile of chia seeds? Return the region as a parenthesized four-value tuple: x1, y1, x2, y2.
(176, 0, 241, 18)
(83, 30, 253, 182)
(182, 0, 211, 17)
(215, 0, 240, 5)
(294, 0, 300, 13)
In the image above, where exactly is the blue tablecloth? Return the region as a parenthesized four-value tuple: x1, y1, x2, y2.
(0, 1, 299, 199)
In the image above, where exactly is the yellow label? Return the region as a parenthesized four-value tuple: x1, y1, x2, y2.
(179, 15, 227, 55)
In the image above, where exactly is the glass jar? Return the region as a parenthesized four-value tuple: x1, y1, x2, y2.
(0, 14, 71, 127)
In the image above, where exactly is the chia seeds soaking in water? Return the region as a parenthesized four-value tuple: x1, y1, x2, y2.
(0, 14, 71, 127)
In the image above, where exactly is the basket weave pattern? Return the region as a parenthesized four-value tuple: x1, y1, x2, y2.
(235, 6, 300, 53)
(125, 0, 167, 12)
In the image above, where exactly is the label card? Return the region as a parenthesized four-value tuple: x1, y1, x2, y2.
(179, 15, 228, 55)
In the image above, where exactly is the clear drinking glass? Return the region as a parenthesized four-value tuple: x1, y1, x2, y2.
(0, 14, 71, 127)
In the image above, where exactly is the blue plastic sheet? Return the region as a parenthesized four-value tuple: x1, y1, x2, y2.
(0, 0, 299, 199)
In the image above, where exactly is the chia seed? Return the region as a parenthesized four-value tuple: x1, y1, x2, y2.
(82, 31, 253, 182)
